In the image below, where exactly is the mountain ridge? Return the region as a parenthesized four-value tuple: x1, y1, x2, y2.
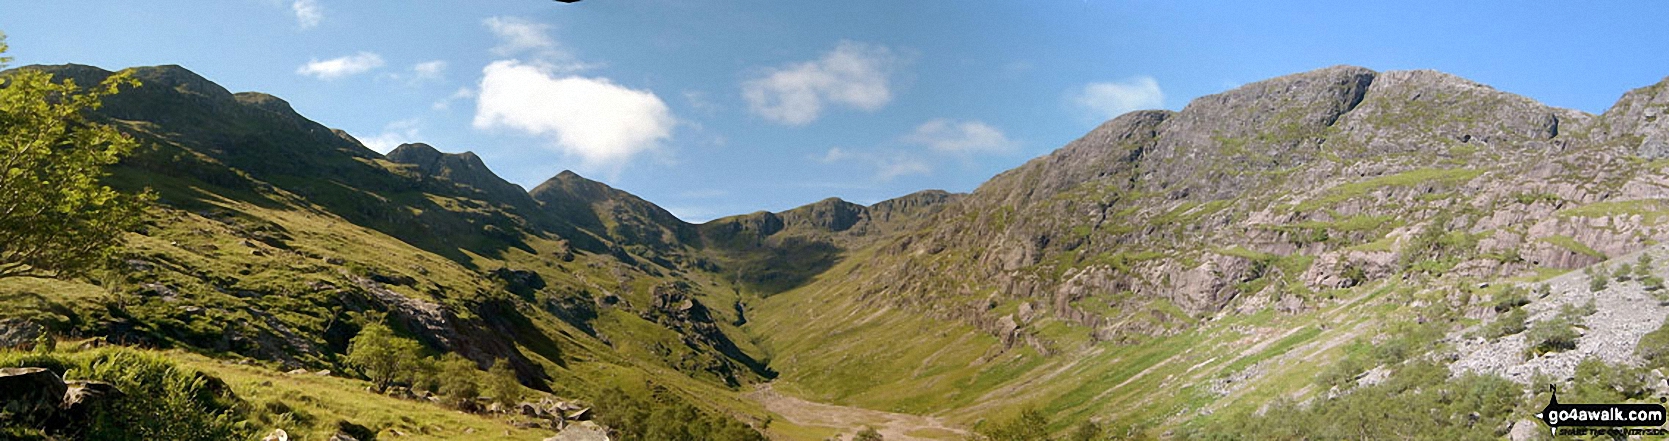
(14, 60, 1669, 439)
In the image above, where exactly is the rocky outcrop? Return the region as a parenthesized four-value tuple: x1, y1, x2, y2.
(836, 65, 1669, 349)
(1601, 77, 1669, 158)
(0, 367, 124, 434)
(386, 143, 532, 205)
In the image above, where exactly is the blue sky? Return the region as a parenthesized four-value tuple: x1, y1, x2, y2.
(5, 2, 1669, 222)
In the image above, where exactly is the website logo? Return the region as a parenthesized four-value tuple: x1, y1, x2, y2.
(1538, 385, 1667, 436)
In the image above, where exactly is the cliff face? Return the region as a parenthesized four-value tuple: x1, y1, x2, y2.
(823, 66, 1669, 347)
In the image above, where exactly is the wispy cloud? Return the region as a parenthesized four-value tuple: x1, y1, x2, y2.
(481, 16, 593, 71)
(360, 119, 422, 154)
(1073, 76, 1164, 121)
(742, 41, 899, 125)
(412, 60, 447, 80)
(472, 60, 675, 167)
(903, 119, 1016, 154)
(813, 147, 933, 181)
(291, 0, 323, 29)
(432, 87, 475, 110)
(296, 52, 384, 80)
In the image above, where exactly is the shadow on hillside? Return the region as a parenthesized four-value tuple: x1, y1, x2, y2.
(722, 237, 844, 297)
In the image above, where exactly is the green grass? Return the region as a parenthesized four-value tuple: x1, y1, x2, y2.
(1557, 199, 1669, 224)
(1297, 168, 1484, 211)
(1540, 235, 1605, 258)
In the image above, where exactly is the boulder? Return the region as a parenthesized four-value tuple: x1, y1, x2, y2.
(0, 367, 67, 426)
(263, 428, 290, 441)
(0, 319, 44, 349)
(545, 421, 610, 441)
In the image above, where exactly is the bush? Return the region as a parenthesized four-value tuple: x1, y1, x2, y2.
(0, 347, 249, 440)
(853, 426, 884, 441)
(1067, 421, 1103, 441)
(1490, 288, 1529, 313)
(1182, 362, 1520, 440)
(1590, 275, 1609, 292)
(591, 385, 765, 441)
(1481, 308, 1527, 339)
(435, 353, 480, 409)
(1524, 317, 1579, 357)
(484, 358, 522, 406)
(1644, 276, 1665, 292)
(1637, 320, 1669, 370)
(974, 407, 1051, 441)
(1616, 263, 1634, 282)
(345, 322, 424, 392)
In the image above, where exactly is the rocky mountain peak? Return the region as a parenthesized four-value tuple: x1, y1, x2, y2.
(386, 143, 527, 206)
(127, 64, 235, 102)
(780, 198, 864, 233)
(1601, 76, 1669, 157)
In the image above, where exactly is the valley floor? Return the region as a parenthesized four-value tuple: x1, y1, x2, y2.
(748, 383, 967, 441)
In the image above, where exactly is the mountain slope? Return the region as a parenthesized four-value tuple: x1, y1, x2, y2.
(747, 66, 1669, 435)
(15, 60, 1669, 439)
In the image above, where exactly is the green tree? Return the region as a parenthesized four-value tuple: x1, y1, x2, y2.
(1067, 421, 1103, 441)
(344, 322, 423, 392)
(976, 407, 1051, 441)
(0, 32, 152, 280)
(484, 357, 522, 406)
(593, 386, 648, 440)
(436, 353, 480, 409)
(853, 426, 883, 441)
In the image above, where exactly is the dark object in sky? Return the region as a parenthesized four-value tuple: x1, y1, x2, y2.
(555, 0, 580, 3)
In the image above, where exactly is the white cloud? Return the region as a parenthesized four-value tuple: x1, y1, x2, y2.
(812, 147, 931, 181)
(432, 87, 475, 110)
(360, 119, 421, 154)
(1074, 76, 1165, 121)
(296, 52, 385, 80)
(291, 0, 323, 29)
(413, 60, 447, 80)
(815, 147, 855, 163)
(473, 60, 675, 166)
(484, 16, 553, 56)
(742, 41, 898, 125)
(904, 119, 1015, 154)
(876, 158, 932, 181)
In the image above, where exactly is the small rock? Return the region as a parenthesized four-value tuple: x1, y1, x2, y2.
(286, 369, 308, 376)
(314, 370, 331, 376)
(263, 428, 289, 441)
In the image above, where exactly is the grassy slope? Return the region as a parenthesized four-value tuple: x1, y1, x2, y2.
(754, 268, 1470, 437)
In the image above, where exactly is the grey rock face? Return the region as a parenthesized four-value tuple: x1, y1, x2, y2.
(0, 367, 67, 427)
(1601, 77, 1669, 158)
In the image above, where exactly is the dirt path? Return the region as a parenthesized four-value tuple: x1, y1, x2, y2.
(746, 383, 968, 441)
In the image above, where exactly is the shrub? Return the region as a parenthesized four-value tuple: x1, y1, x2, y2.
(1590, 274, 1609, 292)
(975, 407, 1051, 441)
(854, 426, 884, 441)
(1637, 320, 1669, 370)
(1525, 317, 1579, 357)
(435, 353, 479, 409)
(0, 347, 249, 440)
(1067, 421, 1103, 441)
(1482, 308, 1527, 338)
(1616, 263, 1634, 282)
(1490, 288, 1529, 313)
(344, 322, 424, 392)
(1644, 276, 1665, 292)
(484, 358, 522, 406)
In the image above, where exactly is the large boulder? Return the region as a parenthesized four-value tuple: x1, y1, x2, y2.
(545, 421, 610, 441)
(0, 367, 68, 426)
